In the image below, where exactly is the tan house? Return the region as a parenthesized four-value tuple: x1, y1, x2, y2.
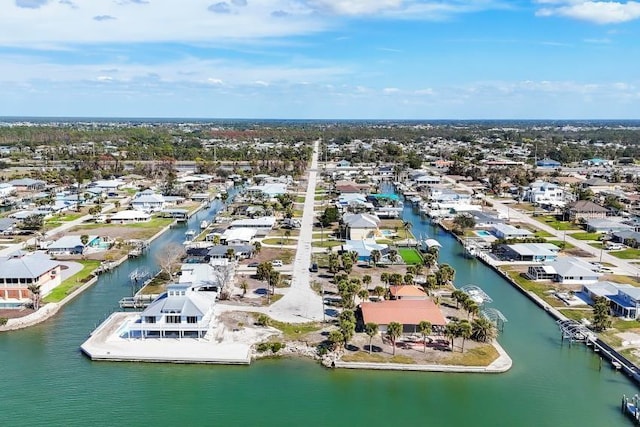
(0, 252, 61, 309)
(343, 213, 380, 240)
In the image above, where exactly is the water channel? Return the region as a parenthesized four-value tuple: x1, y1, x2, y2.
(0, 191, 637, 426)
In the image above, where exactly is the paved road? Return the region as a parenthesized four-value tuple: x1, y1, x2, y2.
(268, 139, 324, 323)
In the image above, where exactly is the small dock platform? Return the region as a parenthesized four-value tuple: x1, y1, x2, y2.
(623, 395, 640, 425)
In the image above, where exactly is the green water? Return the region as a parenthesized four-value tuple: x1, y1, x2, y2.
(0, 199, 637, 426)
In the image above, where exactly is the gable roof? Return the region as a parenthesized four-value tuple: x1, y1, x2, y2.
(569, 200, 608, 213)
(389, 285, 428, 298)
(0, 252, 60, 279)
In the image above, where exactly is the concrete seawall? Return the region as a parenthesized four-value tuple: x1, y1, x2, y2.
(333, 340, 512, 373)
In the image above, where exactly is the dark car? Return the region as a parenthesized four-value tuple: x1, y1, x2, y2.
(309, 263, 318, 272)
(247, 262, 260, 268)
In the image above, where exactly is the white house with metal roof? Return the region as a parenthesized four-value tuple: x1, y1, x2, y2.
(124, 284, 217, 339)
(498, 243, 560, 262)
(527, 257, 601, 285)
(491, 223, 533, 240)
(46, 235, 100, 255)
(583, 281, 640, 319)
(343, 213, 380, 240)
(130, 191, 166, 212)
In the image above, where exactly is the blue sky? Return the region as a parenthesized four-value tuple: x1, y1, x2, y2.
(2, 0, 640, 119)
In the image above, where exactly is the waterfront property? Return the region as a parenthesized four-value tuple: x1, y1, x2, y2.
(46, 235, 100, 255)
(131, 191, 166, 212)
(491, 223, 533, 240)
(343, 213, 380, 240)
(497, 243, 560, 262)
(110, 210, 151, 224)
(359, 299, 446, 333)
(583, 281, 640, 320)
(123, 284, 217, 339)
(0, 252, 61, 308)
(527, 257, 602, 285)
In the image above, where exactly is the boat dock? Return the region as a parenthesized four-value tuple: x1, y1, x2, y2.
(623, 395, 640, 424)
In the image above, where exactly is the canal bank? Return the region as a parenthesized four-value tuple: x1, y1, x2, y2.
(0, 187, 637, 426)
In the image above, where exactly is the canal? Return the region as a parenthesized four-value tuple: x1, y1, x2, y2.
(0, 192, 636, 426)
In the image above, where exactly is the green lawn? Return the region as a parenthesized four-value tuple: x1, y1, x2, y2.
(609, 248, 640, 259)
(547, 240, 575, 250)
(534, 216, 581, 230)
(398, 248, 423, 265)
(589, 243, 604, 249)
(503, 268, 563, 307)
(558, 309, 593, 322)
(261, 238, 297, 245)
(44, 260, 102, 303)
(533, 230, 555, 238)
(311, 240, 343, 248)
(569, 232, 602, 241)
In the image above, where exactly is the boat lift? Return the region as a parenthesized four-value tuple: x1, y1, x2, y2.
(460, 284, 493, 305)
(481, 307, 508, 332)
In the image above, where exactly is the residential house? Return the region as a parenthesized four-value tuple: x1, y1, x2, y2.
(389, 285, 428, 300)
(125, 284, 217, 339)
(342, 239, 388, 262)
(220, 228, 257, 245)
(491, 223, 533, 240)
(110, 210, 151, 224)
(526, 257, 601, 285)
(498, 243, 560, 262)
(207, 244, 254, 260)
(246, 183, 287, 199)
(359, 299, 446, 334)
(343, 213, 380, 240)
(0, 252, 61, 309)
(582, 281, 639, 319)
(611, 230, 640, 248)
(8, 178, 46, 191)
(0, 183, 15, 198)
(131, 191, 166, 212)
(229, 217, 276, 234)
(0, 218, 17, 234)
(536, 158, 561, 168)
(46, 235, 100, 255)
(566, 200, 609, 221)
(336, 160, 351, 168)
(585, 218, 633, 234)
(524, 181, 565, 206)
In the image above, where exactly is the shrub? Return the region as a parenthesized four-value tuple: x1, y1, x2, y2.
(270, 342, 284, 353)
(0, 317, 8, 326)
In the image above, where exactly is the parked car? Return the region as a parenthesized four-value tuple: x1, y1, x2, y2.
(309, 263, 318, 272)
(247, 262, 260, 268)
(271, 260, 283, 267)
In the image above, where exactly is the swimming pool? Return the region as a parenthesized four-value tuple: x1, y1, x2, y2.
(380, 230, 396, 236)
(475, 230, 492, 237)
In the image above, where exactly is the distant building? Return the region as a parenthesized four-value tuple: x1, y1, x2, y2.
(0, 252, 61, 309)
(536, 158, 561, 168)
(567, 200, 609, 221)
(47, 235, 100, 255)
(131, 191, 166, 212)
(497, 243, 560, 262)
(491, 223, 533, 240)
(343, 213, 380, 240)
(8, 178, 46, 191)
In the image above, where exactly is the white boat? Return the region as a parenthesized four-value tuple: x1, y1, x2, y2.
(184, 229, 197, 241)
(200, 220, 210, 230)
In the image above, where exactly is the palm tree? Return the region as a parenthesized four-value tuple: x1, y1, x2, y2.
(362, 274, 372, 290)
(402, 220, 413, 246)
(349, 250, 359, 264)
(226, 248, 236, 260)
(240, 280, 248, 297)
(373, 286, 386, 300)
(358, 288, 369, 302)
(27, 284, 41, 311)
(423, 253, 436, 270)
(418, 320, 432, 354)
(380, 272, 389, 288)
(252, 241, 262, 254)
(458, 320, 472, 352)
(365, 322, 378, 355)
(445, 321, 459, 352)
(370, 249, 381, 267)
(283, 228, 291, 245)
(404, 273, 414, 286)
(471, 317, 497, 342)
(80, 234, 89, 250)
(388, 249, 399, 264)
(386, 322, 403, 356)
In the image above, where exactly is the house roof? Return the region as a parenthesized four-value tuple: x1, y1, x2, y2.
(111, 210, 150, 220)
(0, 218, 16, 232)
(0, 252, 59, 279)
(584, 281, 633, 298)
(207, 244, 253, 256)
(545, 257, 601, 278)
(343, 213, 380, 228)
(389, 285, 428, 298)
(569, 200, 608, 213)
(360, 299, 446, 326)
(48, 235, 98, 250)
(504, 243, 560, 256)
(492, 223, 532, 236)
(8, 178, 45, 187)
(142, 288, 214, 318)
(230, 217, 276, 228)
(343, 239, 388, 257)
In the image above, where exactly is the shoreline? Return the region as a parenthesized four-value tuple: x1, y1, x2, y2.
(0, 215, 181, 333)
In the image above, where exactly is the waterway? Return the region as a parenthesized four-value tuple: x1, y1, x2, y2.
(0, 191, 637, 426)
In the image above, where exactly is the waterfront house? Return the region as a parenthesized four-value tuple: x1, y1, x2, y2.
(127, 283, 217, 339)
(229, 216, 276, 231)
(342, 213, 380, 240)
(131, 191, 166, 212)
(207, 244, 254, 260)
(0, 252, 61, 309)
(246, 183, 287, 199)
(0, 183, 15, 198)
(536, 158, 561, 168)
(582, 282, 640, 319)
(220, 228, 257, 245)
(110, 210, 151, 224)
(527, 257, 601, 285)
(491, 223, 533, 240)
(497, 243, 560, 262)
(470, 211, 504, 228)
(359, 299, 446, 334)
(8, 178, 46, 192)
(566, 200, 609, 221)
(611, 230, 640, 248)
(47, 235, 100, 255)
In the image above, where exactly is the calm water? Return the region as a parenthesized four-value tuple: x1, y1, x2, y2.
(0, 195, 636, 427)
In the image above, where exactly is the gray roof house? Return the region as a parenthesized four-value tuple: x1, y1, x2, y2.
(527, 257, 601, 285)
(125, 284, 217, 339)
(491, 223, 533, 239)
(0, 252, 62, 308)
(498, 243, 560, 262)
(47, 235, 100, 255)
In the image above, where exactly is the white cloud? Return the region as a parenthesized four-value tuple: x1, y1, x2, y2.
(536, 1, 640, 24)
(306, 0, 403, 15)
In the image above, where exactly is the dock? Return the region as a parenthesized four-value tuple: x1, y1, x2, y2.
(623, 395, 640, 425)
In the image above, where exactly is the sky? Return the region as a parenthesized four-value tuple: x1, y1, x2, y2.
(2, 0, 640, 119)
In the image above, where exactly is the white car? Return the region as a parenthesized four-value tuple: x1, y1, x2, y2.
(271, 260, 283, 267)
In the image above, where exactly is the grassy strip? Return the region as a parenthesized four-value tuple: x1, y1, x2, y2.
(547, 240, 575, 250)
(341, 352, 416, 364)
(398, 248, 423, 265)
(534, 216, 581, 230)
(446, 345, 499, 366)
(311, 240, 343, 248)
(502, 268, 563, 307)
(558, 309, 592, 322)
(609, 249, 640, 259)
(261, 238, 298, 245)
(569, 232, 603, 241)
(43, 260, 101, 303)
